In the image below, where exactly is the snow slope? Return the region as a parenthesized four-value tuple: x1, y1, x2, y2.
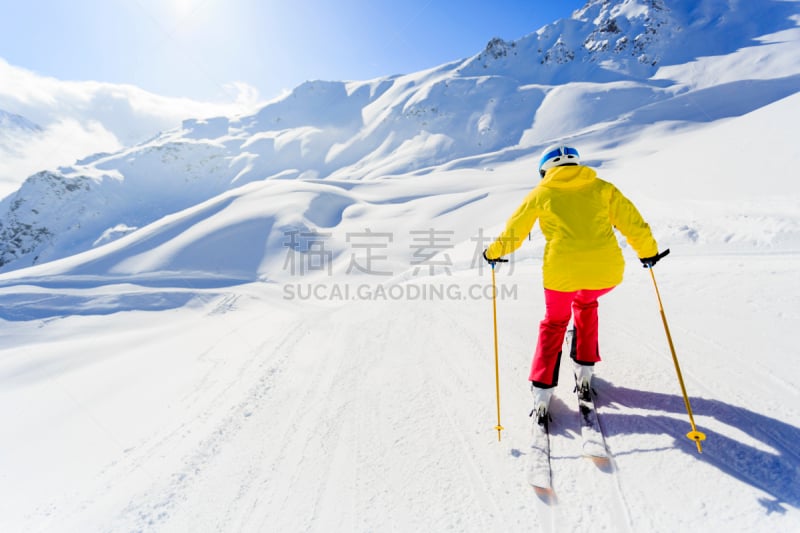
(3, 255, 797, 533)
(2, 0, 799, 275)
(0, 92, 797, 533)
(0, 0, 799, 531)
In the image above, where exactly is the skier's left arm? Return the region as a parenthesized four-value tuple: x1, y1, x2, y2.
(609, 187, 659, 260)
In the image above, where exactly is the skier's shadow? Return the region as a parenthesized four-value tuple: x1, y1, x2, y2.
(592, 379, 800, 513)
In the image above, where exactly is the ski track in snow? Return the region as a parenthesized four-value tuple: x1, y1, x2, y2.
(0, 255, 799, 532)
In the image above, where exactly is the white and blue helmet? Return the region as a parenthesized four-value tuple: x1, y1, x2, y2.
(538, 144, 580, 177)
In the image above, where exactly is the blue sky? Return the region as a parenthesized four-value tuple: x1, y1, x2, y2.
(1, 0, 585, 102)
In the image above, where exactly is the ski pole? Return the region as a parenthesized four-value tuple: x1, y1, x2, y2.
(646, 253, 706, 453)
(489, 261, 506, 441)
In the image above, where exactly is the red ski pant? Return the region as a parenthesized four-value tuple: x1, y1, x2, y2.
(529, 287, 615, 387)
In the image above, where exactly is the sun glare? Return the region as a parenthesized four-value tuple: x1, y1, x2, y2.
(171, 0, 198, 18)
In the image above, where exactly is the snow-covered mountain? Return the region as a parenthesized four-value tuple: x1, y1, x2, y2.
(1, 1, 799, 531)
(467, 0, 800, 79)
(0, 57, 262, 200)
(0, 109, 41, 135)
(0, 108, 42, 166)
(1, 0, 798, 276)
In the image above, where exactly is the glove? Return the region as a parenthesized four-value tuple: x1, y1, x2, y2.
(640, 249, 670, 268)
(483, 249, 509, 265)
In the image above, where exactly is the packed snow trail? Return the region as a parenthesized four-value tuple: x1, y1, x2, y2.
(1, 254, 799, 532)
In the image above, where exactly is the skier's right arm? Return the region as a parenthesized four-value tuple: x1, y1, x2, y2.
(486, 194, 539, 260)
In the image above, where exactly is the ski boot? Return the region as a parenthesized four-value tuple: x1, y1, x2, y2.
(530, 384, 554, 427)
(573, 362, 594, 402)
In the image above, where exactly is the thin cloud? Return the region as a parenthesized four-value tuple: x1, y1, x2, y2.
(0, 57, 265, 195)
(0, 118, 121, 196)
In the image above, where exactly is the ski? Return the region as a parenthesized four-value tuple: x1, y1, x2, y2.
(527, 413, 553, 494)
(577, 387, 609, 462)
(567, 327, 610, 464)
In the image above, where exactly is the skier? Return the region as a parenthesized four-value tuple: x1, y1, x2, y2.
(483, 143, 666, 425)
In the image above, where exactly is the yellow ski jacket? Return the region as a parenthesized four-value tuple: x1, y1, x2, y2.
(486, 165, 658, 292)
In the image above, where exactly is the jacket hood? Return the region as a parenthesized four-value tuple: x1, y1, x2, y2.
(540, 165, 596, 189)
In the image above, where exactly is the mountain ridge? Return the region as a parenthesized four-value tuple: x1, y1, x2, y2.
(0, 0, 798, 275)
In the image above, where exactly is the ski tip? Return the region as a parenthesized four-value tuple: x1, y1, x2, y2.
(533, 485, 557, 504)
(585, 455, 613, 472)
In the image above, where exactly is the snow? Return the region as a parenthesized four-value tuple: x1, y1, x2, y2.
(1, 0, 799, 531)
